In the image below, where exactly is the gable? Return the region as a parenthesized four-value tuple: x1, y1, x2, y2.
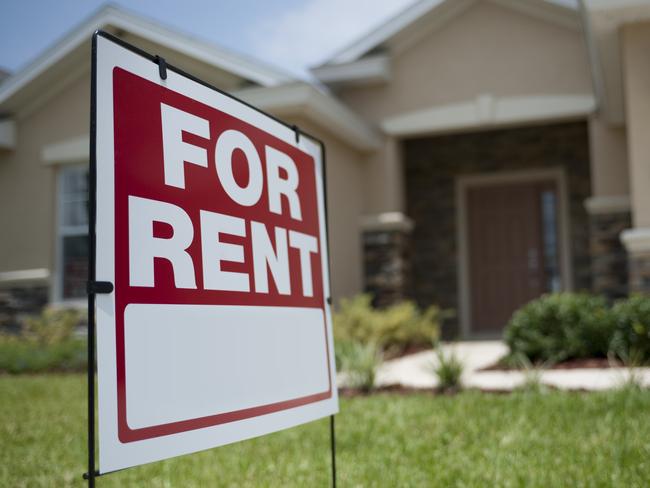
(335, 0, 593, 125)
(0, 6, 293, 115)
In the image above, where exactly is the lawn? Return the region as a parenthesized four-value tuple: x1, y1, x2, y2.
(1, 375, 649, 487)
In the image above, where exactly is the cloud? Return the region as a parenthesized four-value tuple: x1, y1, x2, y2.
(249, 0, 418, 78)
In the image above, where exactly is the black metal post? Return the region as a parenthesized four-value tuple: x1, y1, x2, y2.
(86, 295, 96, 487)
(330, 415, 337, 488)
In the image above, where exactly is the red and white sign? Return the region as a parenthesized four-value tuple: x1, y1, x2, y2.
(94, 33, 338, 473)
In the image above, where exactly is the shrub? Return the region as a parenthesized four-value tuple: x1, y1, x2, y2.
(432, 346, 464, 392)
(23, 308, 81, 345)
(333, 294, 441, 355)
(610, 295, 650, 363)
(504, 293, 613, 363)
(337, 340, 382, 392)
(0, 307, 86, 374)
(0, 337, 86, 374)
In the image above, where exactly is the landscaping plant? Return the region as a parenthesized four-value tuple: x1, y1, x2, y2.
(0, 307, 85, 374)
(338, 340, 382, 392)
(609, 294, 650, 363)
(333, 294, 441, 356)
(432, 345, 464, 392)
(514, 353, 550, 394)
(504, 293, 613, 363)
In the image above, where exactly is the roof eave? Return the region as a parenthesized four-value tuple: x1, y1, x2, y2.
(0, 5, 294, 111)
(234, 83, 381, 152)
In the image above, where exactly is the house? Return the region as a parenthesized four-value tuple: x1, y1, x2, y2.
(1, 0, 649, 338)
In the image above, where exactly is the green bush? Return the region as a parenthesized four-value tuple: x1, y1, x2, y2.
(337, 340, 382, 392)
(0, 307, 86, 374)
(23, 307, 81, 345)
(504, 293, 613, 363)
(610, 294, 650, 363)
(0, 337, 86, 374)
(333, 294, 441, 355)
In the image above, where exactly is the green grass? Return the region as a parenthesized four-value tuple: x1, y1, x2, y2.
(1, 375, 649, 487)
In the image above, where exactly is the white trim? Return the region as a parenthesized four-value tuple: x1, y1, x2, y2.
(234, 83, 381, 152)
(491, 0, 580, 31)
(621, 228, 650, 254)
(322, 0, 578, 66)
(0, 119, 16, 149)
(360, 212, 414, 233)
(0, 5, 292, 110)
(0, 268, 49, 285)
(577, 0, 605, 116)
(584, 195, 631, 214)
(382, 94, 596, 137)
(325, 0, 456, 65)
(456, 168, 573, 338)
(311, 55, 390, 86)
(42, 135, 89, 165)
(585, 0, 650, 10)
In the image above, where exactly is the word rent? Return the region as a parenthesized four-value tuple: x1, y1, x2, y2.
(129, 103, 318, 297)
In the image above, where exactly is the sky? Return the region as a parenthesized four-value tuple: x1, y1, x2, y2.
(0, 0, 419, 79)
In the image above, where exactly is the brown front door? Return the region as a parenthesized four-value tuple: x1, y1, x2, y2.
(466, 180, 561, 334)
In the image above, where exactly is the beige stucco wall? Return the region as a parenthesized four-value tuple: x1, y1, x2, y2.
(622, 21, 650, 228)
(335, 1, 594, 215)
(278, 116, 366, 302)
(363, 137, 403, 213)
(0, 71, 91, 280)
(587, 117, 629, 197)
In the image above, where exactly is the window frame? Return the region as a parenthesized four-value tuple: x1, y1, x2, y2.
(52, 163, 89, 307)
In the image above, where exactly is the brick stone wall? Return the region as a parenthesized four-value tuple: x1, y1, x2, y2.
(0, 285, 49, 332)
(362, 228, 411, 307)
(403, 121, 591, 337)
(589, 211, 630, 299)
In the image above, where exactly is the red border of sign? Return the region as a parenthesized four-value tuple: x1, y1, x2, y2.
(111, 68, 334, 443)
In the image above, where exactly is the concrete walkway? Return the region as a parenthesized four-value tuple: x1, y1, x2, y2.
(374, 341, 650, 391)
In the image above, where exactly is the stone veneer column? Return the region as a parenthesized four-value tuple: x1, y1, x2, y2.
(585, 196, 631, 298)
(621, 230, 650, 294)
(360, 212, 413, 307)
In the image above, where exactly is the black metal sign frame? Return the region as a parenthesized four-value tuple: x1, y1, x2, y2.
(85, 29, 337, 487)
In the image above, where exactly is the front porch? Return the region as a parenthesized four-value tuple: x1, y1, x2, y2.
(363, 121, 602, 338)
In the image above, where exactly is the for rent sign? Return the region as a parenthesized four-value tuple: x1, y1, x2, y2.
(93, 33, 337, 473)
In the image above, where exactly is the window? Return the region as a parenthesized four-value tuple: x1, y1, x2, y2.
(540, 188, 561, 293)
(58, 166, 89, 300)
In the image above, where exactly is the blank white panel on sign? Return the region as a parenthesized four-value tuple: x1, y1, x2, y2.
(124, 304, 330, 429)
